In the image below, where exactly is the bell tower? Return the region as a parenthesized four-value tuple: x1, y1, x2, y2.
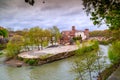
(72, 26, 75, 31)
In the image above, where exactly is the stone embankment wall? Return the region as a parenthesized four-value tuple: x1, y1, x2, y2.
(38, 51, 75, 65)
(18, 51, 76, 66)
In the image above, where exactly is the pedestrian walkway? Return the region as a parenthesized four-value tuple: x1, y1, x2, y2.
(108, 66, 120, 80)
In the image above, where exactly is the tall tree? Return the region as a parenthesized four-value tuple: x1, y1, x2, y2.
(49, 26, 61, 45)
(43, 29, 51, 47)
(29, 27, 43, 50)
(6, 35, 24, 57)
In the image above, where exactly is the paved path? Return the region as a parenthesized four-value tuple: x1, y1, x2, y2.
(18, 45, 78, 59)
(108, 66, 120, 80)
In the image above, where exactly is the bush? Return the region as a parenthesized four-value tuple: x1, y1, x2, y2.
(23, 58, 30, 63)
(108, 41, 120, 63)
(23, 58, 38, 65)
(99, 39, 113, 45)
(5, 35, 24, 58)
(76, 40, 99, 55)
(0, 44, 6, 50)
(0, 27, 8, 37)
(0, 52, 3, 55)
(28, 59, 37, 65)
(5, 42, 21, 58)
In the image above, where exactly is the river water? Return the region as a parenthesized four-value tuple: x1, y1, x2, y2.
(0, 45, 111, 80)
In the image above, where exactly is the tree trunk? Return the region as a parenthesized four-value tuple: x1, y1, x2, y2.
(97, 52, 102, 80)
(86, 55, 92, 80)
(41, 43, 43, 50)
(38, 44, 40, 50)
(27, 46, 30, 51)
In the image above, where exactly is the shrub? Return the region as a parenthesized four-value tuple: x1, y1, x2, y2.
(108, 41, 120, 63)
(0, 44, 6, 50)
(76, 40, 99, 55)
(39, 54, 53, 60)
(99, 39, 113, 45)
(23, 58, 30, 63)
(0, 52, 3, 55)
(5, 35, 24, 58)
(0, 27, 8, 37)
(23, 58, 38, 65)
(28, 59, 37, 65)
(5, 42, 21, 58)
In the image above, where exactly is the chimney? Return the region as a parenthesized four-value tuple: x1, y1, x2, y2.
(72, 26, 75, 31)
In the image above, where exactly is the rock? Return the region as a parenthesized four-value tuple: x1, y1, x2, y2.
(16, 63, 22, 67)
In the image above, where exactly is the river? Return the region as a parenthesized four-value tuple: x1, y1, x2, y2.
(0, 45, 111, 80)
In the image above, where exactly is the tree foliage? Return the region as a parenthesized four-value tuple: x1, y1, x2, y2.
(22, 26, 58, 50)
(111, 29, 120, 41)
(25, 0, 45, 5)
(72, 40, 106, 80)
(25, 0, 35, 6)
(48, 26, 61, 45)
(0, 27, 8, 37)
(6, 35, 24, 58)
(108, 41, 120, 63)
(89, 30, 112, 38)
(82, 0, 120, 30)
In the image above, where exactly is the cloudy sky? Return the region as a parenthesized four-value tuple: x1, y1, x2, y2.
(0, 0, 108, 31)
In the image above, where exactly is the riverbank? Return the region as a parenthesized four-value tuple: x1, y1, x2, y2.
(97, 62, 120, 80)
(108, 64, 120, 80)
(5, 58, 27, 67)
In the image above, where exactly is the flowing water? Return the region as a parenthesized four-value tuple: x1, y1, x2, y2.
(0, 45, 110, 80)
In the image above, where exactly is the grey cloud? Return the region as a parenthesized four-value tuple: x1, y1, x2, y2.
(62, 8, 83, 16)
(41, 5, 62, 11)
(0, 0, 108, 31)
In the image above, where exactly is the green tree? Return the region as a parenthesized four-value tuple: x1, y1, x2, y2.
(0, 27, 8, 38)
(89, 30, 113, 38)
(82, 0, 120, 30)
(73, 41, 97, 79)
(22, 29, 31, 51)
(72, 40, 105, 80)
(29, 27, 43, 50)
(108, 41, 120, 63)
(42, 29, 51, 47)
(6, 35, 24, 58)
(112, 29, 120, 41)
(49, 26, 61, 45)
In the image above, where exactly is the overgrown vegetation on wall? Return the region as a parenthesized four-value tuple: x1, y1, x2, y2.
(108, 41, 120, 63)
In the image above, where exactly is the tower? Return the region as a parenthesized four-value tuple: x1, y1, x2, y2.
(72, 26, 75, 31)
(84, 29, 89, 39)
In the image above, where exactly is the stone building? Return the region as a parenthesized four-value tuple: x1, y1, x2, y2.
(60, 26, 89, 44)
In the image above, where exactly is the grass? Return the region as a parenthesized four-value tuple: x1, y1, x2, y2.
(39, 54, 53, 60)
(108, 41, 120, 63)
(76, 40, 99, 55)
